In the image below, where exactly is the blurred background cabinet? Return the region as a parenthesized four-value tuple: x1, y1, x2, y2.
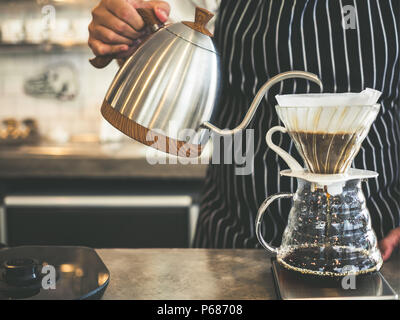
(1, 178, 203, 248)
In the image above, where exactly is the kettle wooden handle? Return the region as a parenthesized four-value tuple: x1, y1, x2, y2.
(136, 8, 161, 28)
(89, 8, 162, 69)
(183, 7, 214, 37)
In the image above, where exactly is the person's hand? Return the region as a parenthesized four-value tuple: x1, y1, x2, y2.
(379, 227, 400, 261)
(88, 0, 170, 59)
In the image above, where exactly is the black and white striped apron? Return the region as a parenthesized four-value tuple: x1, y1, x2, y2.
(193, 0, 400, 248)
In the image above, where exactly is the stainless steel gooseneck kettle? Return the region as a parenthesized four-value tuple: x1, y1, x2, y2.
(92, 7, 323, 157)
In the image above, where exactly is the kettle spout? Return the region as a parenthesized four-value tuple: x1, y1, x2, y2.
(201, 71, 323, 135)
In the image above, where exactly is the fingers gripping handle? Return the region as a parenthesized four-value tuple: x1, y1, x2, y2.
(255, 193, 293, 254)
(266, 126, 303, 172)
(89, 8, 162, 69)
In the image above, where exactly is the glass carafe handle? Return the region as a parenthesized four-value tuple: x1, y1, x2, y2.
(256, 193, 293, 253)
(266, 126, 303, 172)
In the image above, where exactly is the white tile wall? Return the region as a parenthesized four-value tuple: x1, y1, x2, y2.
(0, 0, 123, 144)
(0, 48, 120, 142)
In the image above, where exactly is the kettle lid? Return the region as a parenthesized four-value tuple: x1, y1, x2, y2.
(165, 7, 217, 54)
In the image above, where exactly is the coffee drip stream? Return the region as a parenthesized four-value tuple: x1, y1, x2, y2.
(257, 88, 383, 278)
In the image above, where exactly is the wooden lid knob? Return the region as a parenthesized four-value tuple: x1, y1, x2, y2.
(183, 7, 214, 37)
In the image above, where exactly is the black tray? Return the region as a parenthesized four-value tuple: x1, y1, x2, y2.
(0, 246, 109, 300)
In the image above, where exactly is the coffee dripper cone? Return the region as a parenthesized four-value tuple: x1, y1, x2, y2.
(274, 104, 380, 174)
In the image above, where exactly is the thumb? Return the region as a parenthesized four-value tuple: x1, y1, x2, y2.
(379, 239, 393, 261)
(138, 1, 170, 23)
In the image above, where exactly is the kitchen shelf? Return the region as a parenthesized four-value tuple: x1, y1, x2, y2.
(0, 42, 89, 54)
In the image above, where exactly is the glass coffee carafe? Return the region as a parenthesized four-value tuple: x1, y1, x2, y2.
(256, 103, 383, 278)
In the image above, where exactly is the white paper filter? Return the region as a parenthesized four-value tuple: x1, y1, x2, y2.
(276, 88, 381, 107)
(275, 88, 382, 132)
